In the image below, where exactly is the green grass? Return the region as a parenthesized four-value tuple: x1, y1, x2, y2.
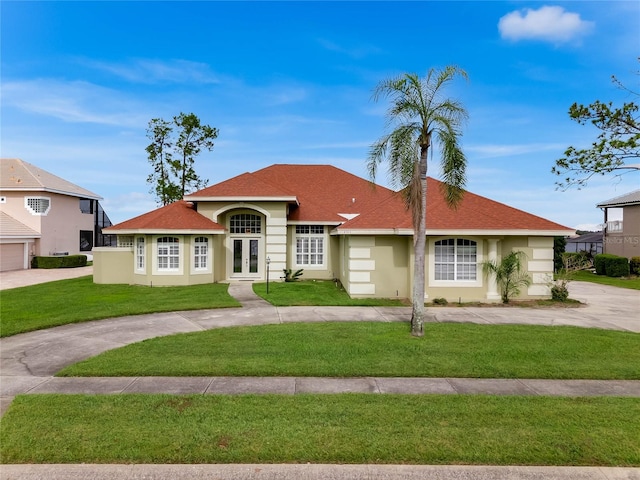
(254, 280, 407, 306)
(0, 276, 240, 337)
(57, 322, 640, 379)
(571, 271, 640, 290)
(1, 394, 638, 465)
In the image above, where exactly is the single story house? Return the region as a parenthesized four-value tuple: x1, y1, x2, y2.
(0, 158, 113, 271)
(597, 190, 640, 260)
(94, 164, 573, 302)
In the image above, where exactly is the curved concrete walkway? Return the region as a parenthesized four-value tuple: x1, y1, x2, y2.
(1, 273, 639, 479)
(1, 280, 639, 406)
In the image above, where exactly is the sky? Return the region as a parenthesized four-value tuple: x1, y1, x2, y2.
(1, 1, 639, 229)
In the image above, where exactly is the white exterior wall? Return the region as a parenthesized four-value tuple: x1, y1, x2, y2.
(347, 236, 376, 296)
(526, 237, 554, 296)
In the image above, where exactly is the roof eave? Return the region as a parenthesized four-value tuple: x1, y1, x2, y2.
(103, 228, 226, 235)
(1, 186, 102, 200)
(333, 228, 575, 236)
(185, 195, 299, 205)
(0, 234, 42, 239)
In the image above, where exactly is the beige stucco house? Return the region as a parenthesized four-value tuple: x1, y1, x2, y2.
(0, 158, 112, 271)
(95, 164, 573, 302)
(597, 190, 640, 260)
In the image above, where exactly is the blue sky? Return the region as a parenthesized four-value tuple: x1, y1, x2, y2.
(2, 1, 638, 228)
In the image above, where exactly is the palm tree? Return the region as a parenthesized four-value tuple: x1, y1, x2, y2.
(482, 251, 532, 304)
(367, 67, 468, 337)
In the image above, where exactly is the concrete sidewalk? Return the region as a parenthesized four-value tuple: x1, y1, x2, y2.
(2, 464, 639, 480)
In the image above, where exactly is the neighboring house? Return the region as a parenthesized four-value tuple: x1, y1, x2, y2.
(94, 164, 573, 302)
(565, 231, 603, 256)
(597, 190, 640, 260)
(0, 158, 113, 271)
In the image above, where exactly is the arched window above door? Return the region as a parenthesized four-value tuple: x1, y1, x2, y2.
(230, 213, 262, 234)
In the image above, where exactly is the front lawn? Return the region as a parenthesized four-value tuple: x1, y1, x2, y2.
(253, 280, 407, 306)
(1, 394, 638, 465)
(571, 271, 640, 290)
(0, 276, 239, 337)
(57, 322, 640, 379)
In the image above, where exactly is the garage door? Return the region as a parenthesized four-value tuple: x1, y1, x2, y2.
(0, 243, 26, 271)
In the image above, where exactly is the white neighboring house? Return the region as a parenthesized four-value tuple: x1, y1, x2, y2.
(0, 158, 112, 271)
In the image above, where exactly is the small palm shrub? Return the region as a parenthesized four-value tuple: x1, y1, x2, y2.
(482, 251, 532, 304)
(283, 268, 304, 282)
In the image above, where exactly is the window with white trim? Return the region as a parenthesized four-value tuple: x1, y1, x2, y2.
(117, 236, 134, 248)
(434, 239, 477, 281)
(193, 236, 208, 270)
(136, 237, 145, 271)
(295, 225, 324, 266)
(25, 197, 51, 215)
(230, 214, 261, 234)
(157, 237, 179, 270)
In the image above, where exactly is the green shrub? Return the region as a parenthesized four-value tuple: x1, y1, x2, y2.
(594, 254, 630, 277)
(551, 284, 569, 302)
(594, 254, 616, 275)
(31, 255, 87, 269)
(432, 297, 448, 305)
(630, 257, 640, 276)
(605, 256, 630, 277)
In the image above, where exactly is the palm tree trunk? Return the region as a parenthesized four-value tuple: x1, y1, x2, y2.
(411, 146, 429, 337)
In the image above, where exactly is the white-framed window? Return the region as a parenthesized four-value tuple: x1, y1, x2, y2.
(25, 196, 51, 215)
(295, 225, 325, 266)
(117, 236, 134, 248)
(136, 237, 145, 272)
(157, 236, 179, 271)
(230, 213, 262, 234)
(434, 238, 477, 281)
(193, 236, 208, 270)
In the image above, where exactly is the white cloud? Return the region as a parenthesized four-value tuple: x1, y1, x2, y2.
(1, 79, 150, 127)
(262, 86, 308, 106)
(80, 58, 221, 85)
(498, 6, 594, 44)
(317, 38, 383, 59)
(466, 142, 566, 159)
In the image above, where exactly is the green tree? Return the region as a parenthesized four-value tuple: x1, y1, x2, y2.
(146, 118, 179, 206)
(171, 112, 218, 198)
(146, 113, 218, 205)
(552, 60, 639, 189)
(367, 67, 469, 337)
(482, 251, 532, 304)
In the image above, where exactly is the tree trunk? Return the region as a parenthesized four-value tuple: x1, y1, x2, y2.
(411, 145, 429, 337)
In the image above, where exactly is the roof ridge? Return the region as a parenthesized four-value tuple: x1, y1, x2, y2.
(0, 158, 102, 199)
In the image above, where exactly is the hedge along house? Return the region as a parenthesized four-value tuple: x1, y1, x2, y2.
(93, 164, 573, 302)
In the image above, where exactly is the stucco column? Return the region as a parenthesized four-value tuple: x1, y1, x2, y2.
(485, 238, 501, 301)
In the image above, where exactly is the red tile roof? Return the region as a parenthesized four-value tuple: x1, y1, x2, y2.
(105, 200, 224, 232)
(341, 177, 571, 232)
(191, 171, 297, 199)
(109, 165, 572, 233)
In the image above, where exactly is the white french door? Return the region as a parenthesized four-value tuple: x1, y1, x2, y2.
(231, 237, 260, 278)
